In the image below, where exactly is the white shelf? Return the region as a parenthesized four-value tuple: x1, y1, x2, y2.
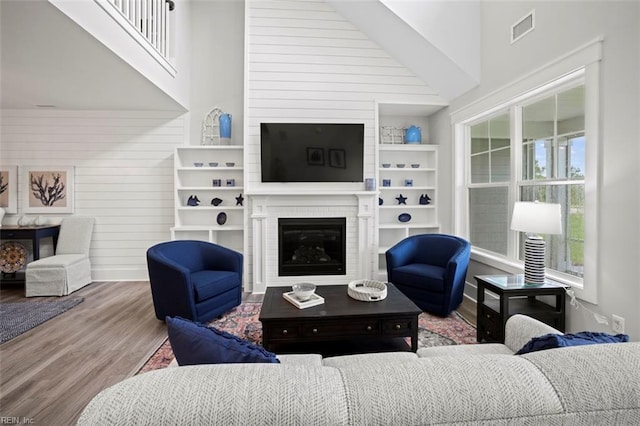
(174, 146, 246, 247)
(375, 101, 442, 278)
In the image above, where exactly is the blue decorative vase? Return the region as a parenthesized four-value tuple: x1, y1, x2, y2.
(219, 113, 232, 139)
(405, 125, 422, 144)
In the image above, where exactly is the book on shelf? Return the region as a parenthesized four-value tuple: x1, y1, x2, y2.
(282, 291, 325, 309)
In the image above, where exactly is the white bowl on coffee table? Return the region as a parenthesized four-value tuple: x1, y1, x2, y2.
(292, 283, 316, 301)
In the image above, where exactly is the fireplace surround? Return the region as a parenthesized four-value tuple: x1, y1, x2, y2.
(249, 192, 376, 292)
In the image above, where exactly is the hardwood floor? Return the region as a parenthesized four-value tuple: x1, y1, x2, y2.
(0, 281, 167, 425)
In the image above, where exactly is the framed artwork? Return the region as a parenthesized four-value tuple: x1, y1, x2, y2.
(22, 166, 74, 214)
(0, 166, 18, 214)
(329, 149, 346, 168)
(306, 147, 325, 166)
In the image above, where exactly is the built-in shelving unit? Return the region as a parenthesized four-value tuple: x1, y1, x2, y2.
(172, 145, 245, 253)
(375, 102, 445, 280)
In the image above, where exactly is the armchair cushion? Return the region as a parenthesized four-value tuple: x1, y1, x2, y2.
(191, 271, 241, 302)
(167, 316, 279, 366)
(391, 264, 446, 292)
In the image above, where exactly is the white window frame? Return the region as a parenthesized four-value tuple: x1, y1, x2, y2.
(452, 39, 601, 304)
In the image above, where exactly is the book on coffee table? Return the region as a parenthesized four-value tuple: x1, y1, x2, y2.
(282, 291, 325, 309)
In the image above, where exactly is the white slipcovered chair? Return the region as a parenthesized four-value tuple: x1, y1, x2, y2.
(25, 216, 95, 297)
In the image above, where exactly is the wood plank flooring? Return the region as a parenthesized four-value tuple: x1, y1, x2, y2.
(0, 281, 167, 425)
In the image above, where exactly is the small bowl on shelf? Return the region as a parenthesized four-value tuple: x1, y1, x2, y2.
(226, 162, 235, 167)
(292, 283, 316, 302)
(396, 163, 405, 168)
(209, 162, 218, 167)
(382, 163, 391, 168)
(411, 163, 420, 168)
(193, 162, 204, 167)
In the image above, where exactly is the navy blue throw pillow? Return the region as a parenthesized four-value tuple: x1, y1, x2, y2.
(166, 316, 280, 366)
(516, 331, 629, 355)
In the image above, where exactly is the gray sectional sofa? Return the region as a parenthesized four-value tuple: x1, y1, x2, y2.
(78, 315, 640, 425)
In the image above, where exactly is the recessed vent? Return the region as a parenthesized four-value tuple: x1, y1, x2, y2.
(511, 10, 535, 44)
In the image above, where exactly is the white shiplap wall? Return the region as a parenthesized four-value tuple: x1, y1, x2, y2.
(245, 0, 446, 288)
(0, 109, 186, 281)
(246, 0, 444, 189)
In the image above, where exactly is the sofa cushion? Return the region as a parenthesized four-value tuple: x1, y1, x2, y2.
(391, 263, 446, 292)
(166, 316, 279, 365)
(323, 352, 418, 368)
(418, 343, 514, 358)
(191, 270, 239, 302)
(516, 331, 630, 355)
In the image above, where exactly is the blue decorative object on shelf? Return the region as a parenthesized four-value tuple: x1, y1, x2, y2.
(187, 195, 200, 206)
(216, 212, 227, 225)
(398, 213, 412, 223)
(236, 193, 244, 206)
(405, 125, 422, 144)
(211, 197, 223, 206)
(219, 113, 232, 139)
(419, 194, 431, 205)
(396, 194, 407, 205)
(379, 197, 383, 206)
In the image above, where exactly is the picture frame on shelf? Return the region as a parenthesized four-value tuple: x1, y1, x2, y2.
(0, 166, 18, 214)
(306, 147, 324, 166)
(329, 149, 346, 168)
(22, 166, 74, 214)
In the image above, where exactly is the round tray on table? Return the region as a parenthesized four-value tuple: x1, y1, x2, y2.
(347, 279, 387, 302)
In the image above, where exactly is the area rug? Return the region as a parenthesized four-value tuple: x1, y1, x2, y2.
(0, 298, 84, 344)
(139, 302, 476, 373)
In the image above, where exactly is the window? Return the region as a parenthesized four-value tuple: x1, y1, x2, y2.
(465, 77, 588, 283)
(453, 40, 601, 303)
(519, 85, 585, 278)
(468, 113, 510, 255)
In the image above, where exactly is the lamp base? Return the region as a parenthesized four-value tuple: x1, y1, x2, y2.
(524, 236, 546, 284)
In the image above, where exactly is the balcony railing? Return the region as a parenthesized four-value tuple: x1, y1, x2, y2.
(97, 0, 176, 74)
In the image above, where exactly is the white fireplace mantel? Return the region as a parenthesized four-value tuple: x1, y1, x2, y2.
(249, 191, 376, 293)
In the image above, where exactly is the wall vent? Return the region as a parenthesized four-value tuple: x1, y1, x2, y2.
(511, 10, 535, 44)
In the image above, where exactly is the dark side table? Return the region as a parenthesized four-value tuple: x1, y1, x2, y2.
(0, 225, 61, 284)
(475, 274, 567, 344)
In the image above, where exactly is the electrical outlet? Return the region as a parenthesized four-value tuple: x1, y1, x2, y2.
(612, 315, 625, 334)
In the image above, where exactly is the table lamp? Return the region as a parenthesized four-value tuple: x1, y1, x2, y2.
(510, 201, 562, 284)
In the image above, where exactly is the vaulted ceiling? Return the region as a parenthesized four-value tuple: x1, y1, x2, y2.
(0, 0, 480, 111)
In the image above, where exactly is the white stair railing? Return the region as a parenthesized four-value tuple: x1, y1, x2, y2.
(104, 0, 174, 60)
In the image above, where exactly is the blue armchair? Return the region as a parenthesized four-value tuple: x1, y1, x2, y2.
(386, 234, 471, 317)
(147, 240, 243, 323)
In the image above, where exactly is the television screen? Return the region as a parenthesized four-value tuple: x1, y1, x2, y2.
(260, 123, 364, 183)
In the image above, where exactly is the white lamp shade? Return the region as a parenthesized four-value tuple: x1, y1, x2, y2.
(511, 201, 562, 235)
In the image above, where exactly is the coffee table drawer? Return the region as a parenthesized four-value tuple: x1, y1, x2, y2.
(263, 323, 301, 339)
(381, 318, 414, 336)
(302, 320, 379, 337)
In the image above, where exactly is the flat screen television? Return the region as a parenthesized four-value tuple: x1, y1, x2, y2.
(260, 123, 364, 183)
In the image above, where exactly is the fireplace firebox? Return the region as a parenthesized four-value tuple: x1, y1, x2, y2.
(278, 217, 346, 276)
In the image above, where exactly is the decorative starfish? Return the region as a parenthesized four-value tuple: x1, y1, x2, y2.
(236, 193, 244, 206)
(396, 194, 407, 205)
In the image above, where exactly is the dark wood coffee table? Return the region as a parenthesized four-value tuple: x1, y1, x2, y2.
(259, 283, 422, 355)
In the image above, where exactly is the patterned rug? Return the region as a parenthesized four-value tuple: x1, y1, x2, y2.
(0, 298, 84, 344)
(139, 302, 476, 373)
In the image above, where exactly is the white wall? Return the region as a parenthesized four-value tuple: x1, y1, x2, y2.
(0, 110, 186, 281)
(443, 1, 640, 339)
(49, 0, 192, 110)
(188, 0, 245, 146)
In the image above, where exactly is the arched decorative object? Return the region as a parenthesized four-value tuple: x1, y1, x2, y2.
(201, 107, 223, 145)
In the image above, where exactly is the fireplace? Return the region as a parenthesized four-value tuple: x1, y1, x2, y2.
(278, 217, 346, 276)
